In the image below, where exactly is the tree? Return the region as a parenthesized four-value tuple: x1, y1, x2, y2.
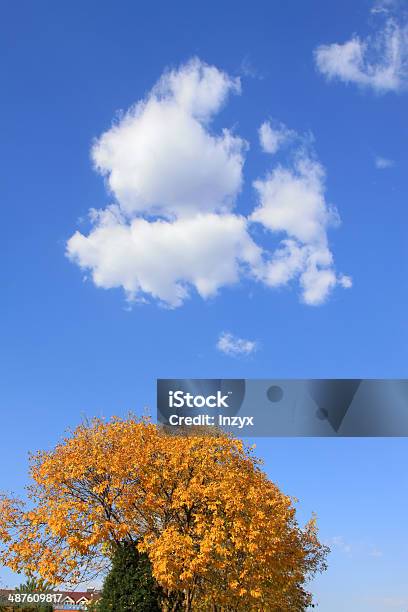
(0, 417, 328, 610)
(96, 541, 163, 611)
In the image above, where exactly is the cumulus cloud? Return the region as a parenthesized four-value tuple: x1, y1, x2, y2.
(375, 155, 395, 168)
(216, 332, 258, 357)
(92, 58, 244, 219)
(314, 18, 408, 93)
(251, 155, 350, 305)
(252, 157, 338, 243)
(68, 211, 262, 307)
(67, 59, 350, 308)
(258, 120, 296, 154)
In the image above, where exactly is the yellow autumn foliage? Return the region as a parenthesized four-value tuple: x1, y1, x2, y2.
(0, 417, 328, 610)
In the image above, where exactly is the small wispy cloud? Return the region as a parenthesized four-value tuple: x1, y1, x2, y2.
(216, 332, 258, 357)
(371, 0, 399, 15)
(369, 547, 383, 557)
(364, 596, 408, 608)
(314, 17, 408, 93)
(258, 120, 296, 154)
(329, 535, 353, 554)
(327, 536, 384, 559)
(339, 274, 353, 289)
(239, 55, 264, 80)
(375, 156, 395, 168)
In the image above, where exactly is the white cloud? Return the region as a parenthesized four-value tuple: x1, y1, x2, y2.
(252, 157, 338, 243)
(328, 537, 386, 561)
(314, 18, 408, 93)
(375, 155, 395, 168)
(92, 58, 244, 219)
(260, 239, 305, 287)
(258, 120, 296, 154)
(67, 59, 350, 308)
(216, 332, 258, 357)
(239, 56, 263, 80)
(371, 0, 398, 15)
(67, 212, 262, 307)
(329, 536, 352, 554)
(339, 274, 353, 289)
(251, 155, 348, 305)
(299, 254, 338, 306)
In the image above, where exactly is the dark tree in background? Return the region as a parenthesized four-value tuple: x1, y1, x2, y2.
(97, 541, 163, 612)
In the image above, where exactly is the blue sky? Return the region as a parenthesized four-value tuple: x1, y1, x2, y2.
(0, 0, 407, 609)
